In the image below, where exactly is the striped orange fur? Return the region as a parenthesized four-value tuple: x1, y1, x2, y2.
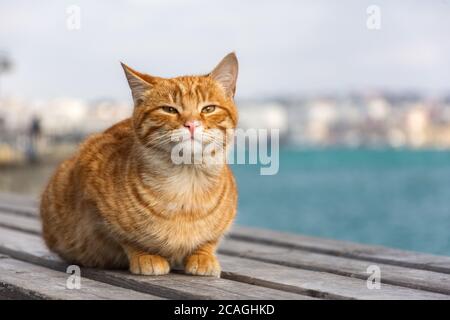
(40, 53, 239, 277)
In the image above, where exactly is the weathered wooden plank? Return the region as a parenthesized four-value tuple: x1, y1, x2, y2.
(0, 202, 37, 218)
(218, 255, 450, 300)
(219, 239, 450, 296)
(230, 225, 450, 274)
(0, 255, 161, 300)
(0, 210, 41, 235)
(2, 196, 450, 275)
(3, 211, 450, 297)
(0, 226, 310, 300)
(89, 270, 311, 300)
(0, 225, 448, 300)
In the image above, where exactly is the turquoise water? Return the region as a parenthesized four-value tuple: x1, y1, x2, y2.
(231, 149, 450, 256)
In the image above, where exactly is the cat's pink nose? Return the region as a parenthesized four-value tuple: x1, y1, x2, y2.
(184, 121, 199, 136)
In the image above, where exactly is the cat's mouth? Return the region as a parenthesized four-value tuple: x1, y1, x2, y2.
(170, 128, 219, 145)
(163, 128, 227, 163)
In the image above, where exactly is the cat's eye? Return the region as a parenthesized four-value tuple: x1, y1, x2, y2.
(201, 105, 216, 114)
(161, 106, 179, 114)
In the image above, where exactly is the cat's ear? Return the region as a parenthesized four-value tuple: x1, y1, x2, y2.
(208, 52, 239, 97)
(121, 62, 154, 106)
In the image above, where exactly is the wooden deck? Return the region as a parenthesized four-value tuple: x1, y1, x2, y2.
(0, 192, 450, 300)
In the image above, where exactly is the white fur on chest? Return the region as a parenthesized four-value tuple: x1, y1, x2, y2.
(145, 164, 221, 214)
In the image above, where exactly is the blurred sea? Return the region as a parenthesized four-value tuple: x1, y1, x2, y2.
(1, 148, 449, 256)
(232, 149, 450, 256)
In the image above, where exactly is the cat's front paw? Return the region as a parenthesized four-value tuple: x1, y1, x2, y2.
(185, 254, 221, 277)
(129, 254, 170, 275)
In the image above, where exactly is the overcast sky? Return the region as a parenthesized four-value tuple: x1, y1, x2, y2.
(1, 0, 450, 101)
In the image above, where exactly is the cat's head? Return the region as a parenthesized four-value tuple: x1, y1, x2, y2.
(122, 53, 238, 163)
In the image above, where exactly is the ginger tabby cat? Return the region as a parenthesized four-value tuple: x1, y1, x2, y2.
(40, 53, 239, 277)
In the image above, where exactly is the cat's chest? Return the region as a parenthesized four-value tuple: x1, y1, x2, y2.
(139, 213, 222, 260)
(145, 168, 222, 215)
(129, 166, 234, 259)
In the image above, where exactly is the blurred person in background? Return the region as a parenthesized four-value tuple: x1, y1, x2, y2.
(26, 115, 41, 163)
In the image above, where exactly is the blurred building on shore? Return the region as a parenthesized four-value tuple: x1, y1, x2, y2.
(1, 90, 450, 164)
